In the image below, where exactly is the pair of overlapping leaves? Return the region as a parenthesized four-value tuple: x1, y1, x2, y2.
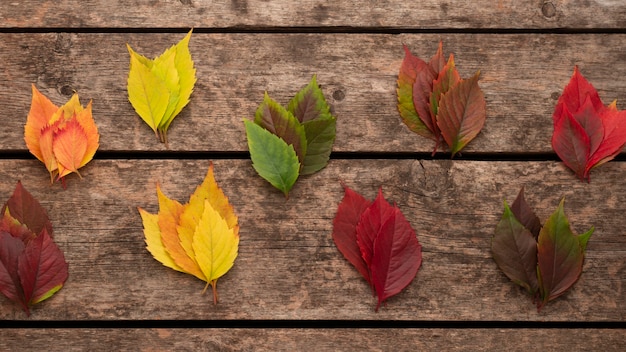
(552, 66, 626, 181)
(397, 42, 487, 156)
(127, 30, 196, 146)
(25, 85, 100, 183)
(492, 188, 593, 311)
(138, 163, 239, 304)
(244, 75, 337, 196)
(0, 182, 68, 316)
(332, 184, 422, 311)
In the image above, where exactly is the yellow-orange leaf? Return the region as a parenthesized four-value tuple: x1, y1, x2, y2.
(25, 85, 59, 163)
(138, 208, 184, 272)
(139, 162, 239, 305)
(156, 185, 206, 281)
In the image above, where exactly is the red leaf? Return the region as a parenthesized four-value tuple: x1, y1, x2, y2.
(331, 183, 372, 284)
(436, 72, 487, 156)
(355, 189, 395, 268)
(552, 67, 626, 181)
(510, 187, 541, 238)
(1, 181, 53, 237)
(18, 228, 68, 309)
(332, 184, 422, 311)
(370, 207, 422, 311)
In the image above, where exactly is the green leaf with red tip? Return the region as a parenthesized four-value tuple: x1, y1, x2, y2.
(536, 199, 593, 310)
(246, 76, 337, 194)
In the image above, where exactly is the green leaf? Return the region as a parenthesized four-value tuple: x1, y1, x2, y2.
(396, 45, 435, 140)
(492, 201, 539, 295)
(287, 75, 332, 123)
(536, 198, 591, 310)
(301, 117, 336, 175)
(254, 93, 307, 166)
(244, 120, 300, 197)
(436, 71, 487, 156)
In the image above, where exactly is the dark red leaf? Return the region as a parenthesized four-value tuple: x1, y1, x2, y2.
(412, 59, 439, 138)
(18, 228, 68, 309)
(332, 183, 372, 284)
(552, 105, 592, 181)
(587, 108, 626, 172)
(1, 181, 53, 237)
(0, 231, 27, 312)
(510, 187, 541, 238)
(370, 207, 422, 311)
(355, 189, 395, 268)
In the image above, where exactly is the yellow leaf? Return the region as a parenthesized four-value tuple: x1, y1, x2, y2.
(156, 185, 206, 281)
(192, 200, 239, 304)
(74, 101, 99, 168)
(127, 46, 170, 139)
(138, 207, 184, 273)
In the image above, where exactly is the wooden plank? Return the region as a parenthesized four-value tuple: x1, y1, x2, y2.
(1, 33, 626, 154)
(0, 159, 623, 320)
(0, 328, 624, 351)
(1, 1, 626, 29)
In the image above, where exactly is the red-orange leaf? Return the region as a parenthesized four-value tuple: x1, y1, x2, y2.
(552, 67, 626, 181)
(52, 119, 89, 178)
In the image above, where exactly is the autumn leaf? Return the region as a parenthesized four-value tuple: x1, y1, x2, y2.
(552, 66, 626, 181)
(245, 75, 337, 196)
(397, 42, 486, 156)
(492, 188, 593, 311)
(127, 30, 196, 146)
(24, 86, 99, 184)
(138, 162, 239, 305)
(332, 184, 422, 311)
(0, 182, 68, 316)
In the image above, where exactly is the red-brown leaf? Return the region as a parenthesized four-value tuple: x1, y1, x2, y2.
(1, 181, 53, 237)
(0, 231, 27, 312)
(355, 189, 395, 268)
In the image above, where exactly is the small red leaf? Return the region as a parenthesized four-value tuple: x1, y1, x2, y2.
(553, 66, 604, 122)
(355, 189, 395, 268)
(0, 231, 27, 312)
(370, 207, 422, 311)
(331, 183, 372, 284)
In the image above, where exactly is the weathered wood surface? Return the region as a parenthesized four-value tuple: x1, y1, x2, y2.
(1, 33, 626, 153)
(1, 328, 624, 351)
(2, 0, 626, 29)
(0, 160, 623, 321)
(1, 0, 625, 350)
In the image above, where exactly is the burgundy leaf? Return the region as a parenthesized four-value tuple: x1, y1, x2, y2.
(332, 183, 372, 284)
(355, 189, 395, 268)
(552, 107, 591, 180)
(0, 231, 27, 312)
(18, 228, 68, 309)
(370, 207, 422, 311)
(510, 187, 542, 238)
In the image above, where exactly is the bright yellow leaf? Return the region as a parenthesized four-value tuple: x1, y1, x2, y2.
(192, 200, 239, 304)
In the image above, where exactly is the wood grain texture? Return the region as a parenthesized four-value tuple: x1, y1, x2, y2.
(1, 0, 625, 29)
(1, 328, 625, 351)
(1, 33, 625, 153)
(0, 159, 622, 321)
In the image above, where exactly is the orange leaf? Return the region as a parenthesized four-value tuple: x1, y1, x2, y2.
(156, 185, 206, 281)
(52, 119, 88, 178)
(39, 123, 59, 181)
(74, 101, 99, 168)
(25, 85, 58, 162)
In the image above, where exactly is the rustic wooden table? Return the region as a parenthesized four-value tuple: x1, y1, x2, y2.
(1, 1, 625, 350)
